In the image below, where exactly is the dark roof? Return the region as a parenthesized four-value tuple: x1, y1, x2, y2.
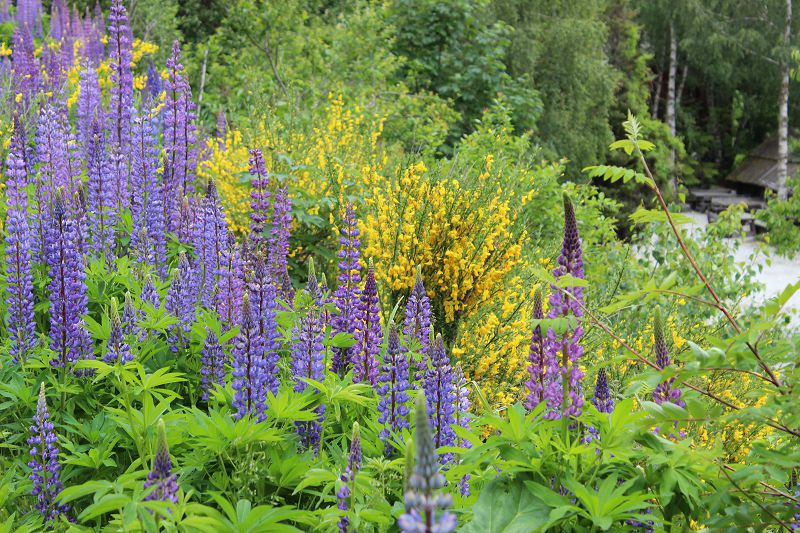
(726, 134, 800, 190)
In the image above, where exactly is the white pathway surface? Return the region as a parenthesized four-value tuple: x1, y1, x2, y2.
(684, 211, 800, 322)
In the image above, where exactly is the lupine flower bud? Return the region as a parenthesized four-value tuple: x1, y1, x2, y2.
(353, 261, 382, 387)
(104, 299, 133, 364)
(337, 423, 362, 533)
(143, 419, 178, 504)
(332, 203, 362, 375)
(200, 329, 226, 401)
(652, 308, 684, 408)
(398, 395, 457, 533)
(592, 368, 614, 414)
(377, 325, 411, 455)
(28, 383, 70, 522)
(544, 194, 586, 419)
(403, 266, 432, 380)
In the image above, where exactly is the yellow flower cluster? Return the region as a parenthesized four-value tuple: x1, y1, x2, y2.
(361, 155, 528, 405)
(201, 94, 386, 234)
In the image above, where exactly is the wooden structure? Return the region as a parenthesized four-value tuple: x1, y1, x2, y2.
(725, 133, 798, 193)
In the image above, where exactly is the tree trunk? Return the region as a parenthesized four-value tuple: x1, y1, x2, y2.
(651, 70, 662, 119)
(777, 0, 792, 200)
(666, 20, 678, 196)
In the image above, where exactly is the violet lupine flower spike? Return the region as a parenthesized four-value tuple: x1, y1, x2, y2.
(163, 41, 197, 229)
(337, 423, 362, 533)
(164, 253, 198, 352)
(524, 286, 546, 410)
(86, 117, 116, 259)
(248, 148, 270, 253)
(398, 395, 457, 533)
(46, 189, 93, 370)
(352, 260, 382, 387)
(332, 203, 362, 374)
(403, 266, 432, 381)
(143, 419, 179, 504)
(196, 180, 228, 307)
(77, 65, 101, 161)
(652, 308, 685, 408)
(200, 329, 226, 401)
(232, 293, 279, 422)
(291, 260, 326, 451)
(543, 194, 586, 420)
(141, 273, 161, 308)
(268, 185, 293, 302)
(107, 0, 133, 149)
(216, 231, 244, 329)
(131, 108, 167, 276)
(104, 299, 133, 364)
(377, 325, 411, 455)
(5, 120, 37, 363)
(424, 334, 457, 461)
(29, 383, 70, 522)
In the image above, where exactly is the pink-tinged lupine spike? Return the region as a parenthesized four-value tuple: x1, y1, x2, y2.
(332, 203, 362, 375)
(543, 194, 586, 420)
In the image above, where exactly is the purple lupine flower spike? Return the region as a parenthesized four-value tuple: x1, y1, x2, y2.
(453, 362, 471, 496)
(291, 260, 327, 452)
(131, 108, 167, 276)
(195, 180, 228, 307)
(652, 309, 685, 408)
(86, 117, 116, 258)
(107, 0, 133, 149)
(28, 383, 70, 522)
(231, 293, 270, 421)
(46, 189, 93, 370)
(163, 41, 197, 229)
(592, 368, 614, 414)
(332, 203, 362, 375)
(77, 65, 101, 161)
(353, 260, 382, 387)
(16, 0, 44, 37)
(544, 194, 586, 419)
(268, 185, 292, 301)
(143, 419, 179, 504)
(337, 423, 362, 533)
(5, 119, 37, 363)
(398, 395, 457, 533)
(403, 266, 432, 381)
(424, 334, 457, 459)
(248, 148, 270, 253)
(11, 25, 38, 106)
(200, 329, 226, 401)
(104, 299, 133, 364)
(145, 60, 162, 102)
(377, 325, 411, 455)
(216, 231, 245, 329)
(164, 253, 197, 352)
(141, 273, 161, 308)
(524, 287, 546, 409)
